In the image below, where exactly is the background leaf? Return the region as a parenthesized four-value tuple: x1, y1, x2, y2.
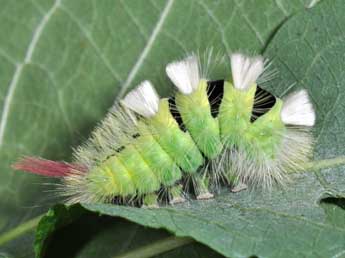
(36, 0, 345, 257)
(35, 204, 224, 258)
(1, 0, 341, 257)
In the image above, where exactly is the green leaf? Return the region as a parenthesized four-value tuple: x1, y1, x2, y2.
(35, 168, 345, 258)
(34, 0, 345, 257)
(0, 0, 339, 257)
(264, 0, 345, 196)
(320, 197, 345, 228)
(34, 204, 224, 258)
(0, 0, 308, 256)
(34, 204, 86, 257)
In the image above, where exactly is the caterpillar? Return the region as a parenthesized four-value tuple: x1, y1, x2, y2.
(13, 53, 315, 207)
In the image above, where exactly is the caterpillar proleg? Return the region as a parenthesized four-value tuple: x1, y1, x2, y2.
(13, 52, 315, 206)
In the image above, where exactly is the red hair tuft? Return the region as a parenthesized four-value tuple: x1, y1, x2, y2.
(12, 157, 87, 177)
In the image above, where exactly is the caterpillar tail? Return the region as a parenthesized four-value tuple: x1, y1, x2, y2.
(12, 157, 86, 177)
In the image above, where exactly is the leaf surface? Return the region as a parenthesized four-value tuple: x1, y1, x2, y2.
(60, 0, 345, 257)
(1, 0, 341, 257)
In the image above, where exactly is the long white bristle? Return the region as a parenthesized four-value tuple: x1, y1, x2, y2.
(230, 53, 264, 90)
(281, 89, 315, 126)
(166, 55, 200, 94)
(121, 81, 160, 117)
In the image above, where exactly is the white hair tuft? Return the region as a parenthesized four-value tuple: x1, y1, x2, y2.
(166, 55, 201, 94)
(121, 80, 160, 117)
(230, 53, 264, 90)
(281, 89, 315, 126)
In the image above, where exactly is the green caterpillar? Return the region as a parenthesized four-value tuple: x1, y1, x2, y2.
(13, 53, 315, 206)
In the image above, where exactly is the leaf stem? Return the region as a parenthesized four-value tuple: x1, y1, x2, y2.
(112, 236, 194, 258)
(302, 155, 345, 171)
(0, 214, 42, 246)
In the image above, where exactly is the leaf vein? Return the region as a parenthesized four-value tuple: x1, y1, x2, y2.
(116, 0, 175, 99)
(233, 0, 265, 46)
(60, 6, 122, 82)
(0, 0, 61, 147)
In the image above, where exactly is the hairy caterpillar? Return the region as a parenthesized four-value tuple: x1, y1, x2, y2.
(13, 53, 315, 206)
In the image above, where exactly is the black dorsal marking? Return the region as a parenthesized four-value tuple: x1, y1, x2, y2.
(207, 80, 224, 118)
(168, 80, 224, 130)
(169, 80, 276, 128)
(116, 146, 125, 152)
(168, 97, 186, 131)
(207, 80, 276, 122)
(251, 86, 276, 122)
(132, 133, 140, 138)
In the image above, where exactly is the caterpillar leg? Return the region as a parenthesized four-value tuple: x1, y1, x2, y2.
(225, 166, 248, 192)
(169, 184, 186, 204)
(193, 175, 214, 200)
(143, 193, 159, 208)
(231, 182, 248, 193)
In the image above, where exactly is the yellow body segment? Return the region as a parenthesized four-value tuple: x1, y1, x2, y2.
(134, 124, 182, 186)
(118, 145, 160, 194)
(86, 156, 136, 200)
(85, 99, 205, 200)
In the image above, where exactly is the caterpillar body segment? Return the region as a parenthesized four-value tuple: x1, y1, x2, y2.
(219, 82, 257, 147)
(218, 81, 286, 163)
(245, 99, 286, 160)
(145, 98, 204, 173)
(217, 54, 314, 187)
(13, 52, 316, 206)
(117, 145, 160, 193)
(219, 91, 289, 187)
(66, 97, 204, 204)
(134, 124, 182, 186)
(174, 79, 222, 159)
(166, 55, 222, 160)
